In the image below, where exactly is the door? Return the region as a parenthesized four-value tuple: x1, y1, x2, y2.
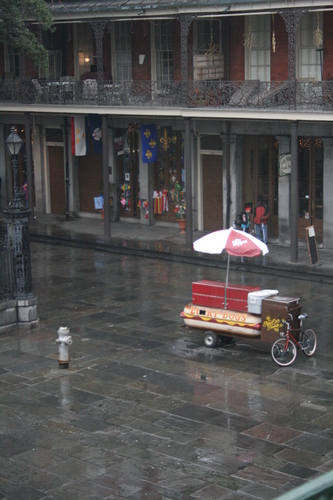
(49, 146, 66, 214)
(203, 155, 223, 231)
(298, 137, 323, 242)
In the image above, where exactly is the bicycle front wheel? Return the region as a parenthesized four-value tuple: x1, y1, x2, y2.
(271, 338, 297, 367)
(302, 329, 317, 357)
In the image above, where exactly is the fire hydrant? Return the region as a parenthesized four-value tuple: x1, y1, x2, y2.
(56, 324, 72, 369)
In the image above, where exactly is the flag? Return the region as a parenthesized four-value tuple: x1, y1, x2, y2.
(141, 124, 157, 163)
(89, 114, 103, 153)
(71, 116, 87, 156)
(159, 126, 172, 152)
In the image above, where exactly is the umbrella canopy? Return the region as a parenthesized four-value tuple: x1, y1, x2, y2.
(193, 227, 268, 257)
(193, 228, 269, 309)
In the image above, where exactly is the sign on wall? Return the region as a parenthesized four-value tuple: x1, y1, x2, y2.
(279, 153, 291, 176)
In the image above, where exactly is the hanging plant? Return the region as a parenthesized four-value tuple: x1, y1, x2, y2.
(272, 15, 276, 53)
(314, 12, 323, 49)
(243, 18, 257, 51)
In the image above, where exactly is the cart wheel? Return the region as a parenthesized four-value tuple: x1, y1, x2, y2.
(203, 331, 218, 348)
(302, 329, 317, 357)
(271, 338, 297, 367)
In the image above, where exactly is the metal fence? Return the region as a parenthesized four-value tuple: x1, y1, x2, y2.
(0, 223, 15, 300)
(1, 79, 333, 111)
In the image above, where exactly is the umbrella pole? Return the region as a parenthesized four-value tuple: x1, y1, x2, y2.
(224, 254, 230, 309)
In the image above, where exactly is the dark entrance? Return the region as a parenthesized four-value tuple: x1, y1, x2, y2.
(203, 154, 223, 231)
(298, 137, 323, 242)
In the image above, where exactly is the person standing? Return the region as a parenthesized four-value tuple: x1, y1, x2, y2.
(253, 194, 269, 244)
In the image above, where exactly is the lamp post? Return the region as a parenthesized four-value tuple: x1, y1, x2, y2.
(4, 127, 36, 313)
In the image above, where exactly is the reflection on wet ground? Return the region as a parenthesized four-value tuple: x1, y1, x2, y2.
(0, 243, 332, 499)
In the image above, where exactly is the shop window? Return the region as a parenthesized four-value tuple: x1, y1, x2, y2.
(115, 129, 139, 218)
(154, 129, 184, 221)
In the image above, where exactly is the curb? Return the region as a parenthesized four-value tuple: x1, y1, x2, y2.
(29, 232, 333, 283)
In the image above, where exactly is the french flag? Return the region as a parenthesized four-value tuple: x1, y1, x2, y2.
(71, 115, 88, 156)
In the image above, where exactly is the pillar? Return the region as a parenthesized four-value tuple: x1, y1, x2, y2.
(102, 115, 110, 237)
(290, 122, 298, 262)
(276, 135, 291, 244)
(185, 118, 192, 248)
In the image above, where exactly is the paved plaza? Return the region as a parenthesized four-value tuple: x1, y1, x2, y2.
(0, 235, 332, 499)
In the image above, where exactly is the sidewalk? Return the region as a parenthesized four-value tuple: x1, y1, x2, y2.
(23, 213, 333, 282)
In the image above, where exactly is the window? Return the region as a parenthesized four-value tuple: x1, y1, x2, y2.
(77, 24, 93, 78)
(195, 20, 220, 55)
(245, 15, 271, 82)
(39, 50, 62, 80)
(5, 45, 20, 77)
(113, 22, 132, 81)
(154, 20, 173, 81)
(298, 12, 323, 81)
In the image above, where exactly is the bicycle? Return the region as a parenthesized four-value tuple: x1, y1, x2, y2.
(271, 313, 317, 367)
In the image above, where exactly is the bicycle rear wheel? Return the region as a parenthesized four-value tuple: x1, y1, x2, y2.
(271, 338, 297, 367)
(302, 329, 317, 357)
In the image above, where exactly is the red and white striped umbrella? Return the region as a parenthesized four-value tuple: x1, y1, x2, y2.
(193, 228, 268, 308)
(193, 227, 268, 257)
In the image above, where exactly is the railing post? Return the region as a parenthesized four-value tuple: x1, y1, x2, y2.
(278, 8, 305, 109)
(179, 14, 194, 106)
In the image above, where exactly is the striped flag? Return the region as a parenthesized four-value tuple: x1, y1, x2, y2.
(71, 115, 87, 156)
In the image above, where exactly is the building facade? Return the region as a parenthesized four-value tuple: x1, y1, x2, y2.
(0, 0, 333, 257)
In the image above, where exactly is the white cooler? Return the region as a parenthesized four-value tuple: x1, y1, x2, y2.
(247, 289, 279, 315)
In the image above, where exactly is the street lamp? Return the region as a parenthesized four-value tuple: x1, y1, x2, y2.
(4, 126, 36, 310)
(5, 126, 24, 210)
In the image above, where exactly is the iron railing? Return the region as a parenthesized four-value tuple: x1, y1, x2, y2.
(0, 223, 15, 301)
(1, 79, 333, 111)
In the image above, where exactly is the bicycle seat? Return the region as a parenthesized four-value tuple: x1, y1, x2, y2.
(298, 313, 308, 320)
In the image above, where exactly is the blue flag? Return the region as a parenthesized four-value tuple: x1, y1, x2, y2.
(89, 114, 103, 153)
(141, 124, 157, 163)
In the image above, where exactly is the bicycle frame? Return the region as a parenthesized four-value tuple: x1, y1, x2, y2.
(280, 313, 307, 351)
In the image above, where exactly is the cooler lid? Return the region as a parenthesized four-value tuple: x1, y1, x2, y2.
(248, 289, 279, 299)
(262, 296, 300, 306)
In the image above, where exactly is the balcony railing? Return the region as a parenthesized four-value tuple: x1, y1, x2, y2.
(1, 78, 333, 111)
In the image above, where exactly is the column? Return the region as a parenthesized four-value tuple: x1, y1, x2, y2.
(0, 124, 5, 209)
(290, 122, 298, 262)
(276, 135, 291, 244)
(24, 113, 34, 222)
(185, 118, 192, 248)
(102, 115, 110, 237)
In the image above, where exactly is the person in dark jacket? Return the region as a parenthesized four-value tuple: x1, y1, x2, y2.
(253, 194, 269, 244)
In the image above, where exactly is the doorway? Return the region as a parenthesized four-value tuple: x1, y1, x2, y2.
(49, 145, 66, 215)
(202, 154, 223, 231)
(243, 136, 278, 237)
(298, 137, 323, 242)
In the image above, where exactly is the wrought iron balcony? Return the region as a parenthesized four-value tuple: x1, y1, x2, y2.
(0, 78, 332, 111)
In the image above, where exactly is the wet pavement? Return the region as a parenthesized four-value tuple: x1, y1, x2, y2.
(0, 227, 333, 499)
(25, 214, 333, 283)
